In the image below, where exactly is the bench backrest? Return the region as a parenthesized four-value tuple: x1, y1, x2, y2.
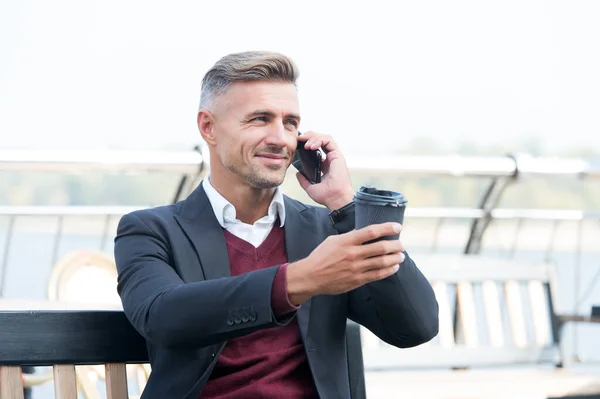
(0, 310, 147, 399)
(0, 311, 148, 366)
(360, 254, 563, 371)
(0, 311, 366, 399)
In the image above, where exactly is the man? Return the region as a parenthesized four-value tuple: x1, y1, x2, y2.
(114, 51, 439, 399)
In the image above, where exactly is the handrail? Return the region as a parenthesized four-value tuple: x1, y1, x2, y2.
(0, 206, 147, 216)
(491, 209, 600, 220)
(0, 149, 204, 174)
(1, 206, 599, 221)
(346, 154, 599, 178)
(346, 155, 517, 177)
(1, 148, 599, 179)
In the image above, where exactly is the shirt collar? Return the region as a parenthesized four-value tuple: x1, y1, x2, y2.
(202, 175, 285, 228)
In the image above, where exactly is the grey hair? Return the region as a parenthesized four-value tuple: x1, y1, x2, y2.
(198, 51, 299, 111)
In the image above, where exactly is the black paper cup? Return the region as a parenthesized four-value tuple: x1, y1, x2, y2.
(354, 185, 407, 243)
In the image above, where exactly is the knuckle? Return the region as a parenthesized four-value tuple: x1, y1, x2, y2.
(395, 239, 405, 251)
(345, 248, 359, 261)
(379, 241, 392, 254)
(366, 226, 379, 240)
(387, 257, 396, 268)
(351, 260, 364, 273)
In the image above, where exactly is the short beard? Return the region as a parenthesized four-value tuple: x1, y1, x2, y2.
(225, 162, 285, 189)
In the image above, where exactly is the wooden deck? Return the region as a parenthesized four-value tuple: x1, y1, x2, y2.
(364, 367, 600, 399)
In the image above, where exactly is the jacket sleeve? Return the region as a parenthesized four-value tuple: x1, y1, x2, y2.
(328, 202, 439, 348)
(114, 211, 296, 349)
(348, 252, 439, 348)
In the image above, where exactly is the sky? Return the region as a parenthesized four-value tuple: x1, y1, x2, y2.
(1, 0, 599, 156)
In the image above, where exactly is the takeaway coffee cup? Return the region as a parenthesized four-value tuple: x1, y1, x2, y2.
(354, 185, 408, 242)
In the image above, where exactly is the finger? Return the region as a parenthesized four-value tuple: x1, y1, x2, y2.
(302, 132, 337, 153)
(304, 138, 323, 151)
(297, 131, 318, 144)
(295, 172, 312, 191)
(347, 223, 402, 245)
(321, 155, 330, 175)
(359, 239, 405, 258)
(310, 135, 336, 154)
(296, 132, 311, 142)
(307, 138, 326, 151)
(359, 252, 404, 271)
(360, 264, 400, 284)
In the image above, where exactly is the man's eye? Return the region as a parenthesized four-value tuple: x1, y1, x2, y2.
(252, 116, 268, 122)
(286, 120, 298, 127)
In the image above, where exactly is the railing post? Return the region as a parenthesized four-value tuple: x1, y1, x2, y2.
(171, 145, 207, 204)
(0, 215, 15, 297)
(464, 154, 519, 255)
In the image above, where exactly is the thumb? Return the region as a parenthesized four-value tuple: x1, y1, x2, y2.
(296, 172, 312, 191)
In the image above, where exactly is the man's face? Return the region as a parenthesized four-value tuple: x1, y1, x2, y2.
(207, 81, 300, 189)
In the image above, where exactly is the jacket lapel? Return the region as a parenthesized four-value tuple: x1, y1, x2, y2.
(283, 196, 322, 350)
(173, 185, 322, 347)
(173, 183, 231, 282)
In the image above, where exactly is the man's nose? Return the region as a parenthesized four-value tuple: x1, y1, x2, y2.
(264, 123, 289, 147)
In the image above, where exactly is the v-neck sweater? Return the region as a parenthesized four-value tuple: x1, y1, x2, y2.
(200, 225, 318, 398)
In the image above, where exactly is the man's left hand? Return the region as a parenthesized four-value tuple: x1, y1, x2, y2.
(295, 131, 355, 211)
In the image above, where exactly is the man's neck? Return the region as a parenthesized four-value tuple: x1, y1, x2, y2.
(209, 173, 277, 225)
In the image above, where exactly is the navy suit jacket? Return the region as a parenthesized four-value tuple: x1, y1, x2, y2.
(113, 182, 439, 399)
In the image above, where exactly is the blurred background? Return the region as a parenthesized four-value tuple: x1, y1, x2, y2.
(1, 1, 600, 398)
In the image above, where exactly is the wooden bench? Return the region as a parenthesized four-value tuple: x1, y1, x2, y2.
(359, 254, 600, 398)
(0, 309, 366, 399)
(3, 254, 598, 398)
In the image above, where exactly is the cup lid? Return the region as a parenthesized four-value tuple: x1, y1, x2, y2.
(354, 185, 407, 206)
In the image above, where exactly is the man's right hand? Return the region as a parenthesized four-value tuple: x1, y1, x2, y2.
(285, 222, 405, 305)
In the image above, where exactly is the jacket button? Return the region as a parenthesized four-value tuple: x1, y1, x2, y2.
(250, 312, 257, 321)
(234, 316, 241, 324)
(242, 314, 249, 322)
(227, 319, 234, 326)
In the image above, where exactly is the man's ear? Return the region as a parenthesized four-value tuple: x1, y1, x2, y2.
(197, 110, 216, 146)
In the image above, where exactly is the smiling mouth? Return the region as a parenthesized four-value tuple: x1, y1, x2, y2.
(256, 154, 288, 160)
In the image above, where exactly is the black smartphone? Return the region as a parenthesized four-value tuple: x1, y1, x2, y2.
(292, 133, 322, 184)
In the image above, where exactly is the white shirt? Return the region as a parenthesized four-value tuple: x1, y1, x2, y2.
(202, 176, 286, 248)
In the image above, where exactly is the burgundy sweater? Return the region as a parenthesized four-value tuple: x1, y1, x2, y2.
(200, 225, 319, 398)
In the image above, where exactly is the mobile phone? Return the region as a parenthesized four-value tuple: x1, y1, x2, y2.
(292, 133, 322, 184)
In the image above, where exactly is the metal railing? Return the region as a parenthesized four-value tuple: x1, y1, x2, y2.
(2, 148, 600, 178)
(1, 146, 599, 370)
(1, 205, 599, 220)
(347, 153, 600, 178)
(1, 146, 599, 261)
(0, 148, 204, 174)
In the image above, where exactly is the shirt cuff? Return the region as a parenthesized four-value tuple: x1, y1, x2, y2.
(271, 263, 300, 317)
